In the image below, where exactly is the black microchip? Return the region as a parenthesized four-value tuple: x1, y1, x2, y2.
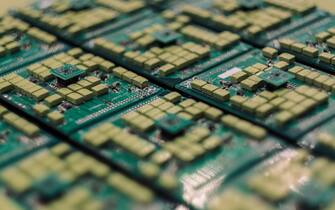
(153, 30, 181, 46)
(51, 64, 84, 86)
(35, 175, 68, 202)
(156, 114, 193, 137)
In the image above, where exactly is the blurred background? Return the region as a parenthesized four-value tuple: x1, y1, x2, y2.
(1, 0, 335, 15)
(317, 0, 335, 13)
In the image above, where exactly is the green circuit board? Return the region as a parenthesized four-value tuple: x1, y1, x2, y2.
(0, 48, 161, 133)
(0, 105, 54, 166)
(73, 91, 285, 208)
(0, 16, 65, 75)
(269, 16, 335, 73)
(0, 0, 334, 210)
(177, 49, 335, 139)
(15, 0, 154, 44)
(0, 143, 181, 210)
(206, 149, 335, 210)
(171, 0, 328, 47)
(88, 13, 250, 87)
(299, 116, 335, 158)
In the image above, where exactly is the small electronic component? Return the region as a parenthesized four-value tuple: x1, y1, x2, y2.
(51, 64, 85, 85)
(259, 68, 294, 88)
(156, 114, 193, 137)
(153, 29, 181, 45)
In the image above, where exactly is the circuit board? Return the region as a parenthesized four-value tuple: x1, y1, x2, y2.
(73, 91, 285, 208)
(0, 143, 181, 210)
(0, 48, 161, 133)
(15, 0, 154, 44)
(86, 13, 251, 87)
(0, 0, 334, 210)
(0, 104, 53, 166)
(169, 0, 329, 47)
(299, 116, 335, 158)
(269, 15, 335, 73)
(207, 149, 335, 210)
(177, 48, 335, 140)
(0, 16, 66, 75)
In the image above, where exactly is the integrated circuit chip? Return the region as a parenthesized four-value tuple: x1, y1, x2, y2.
(259, 68, 295, 88)
(153, 30, 181, 45)
(51, 64, 85, 85)
(155, 114, 193, 137)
